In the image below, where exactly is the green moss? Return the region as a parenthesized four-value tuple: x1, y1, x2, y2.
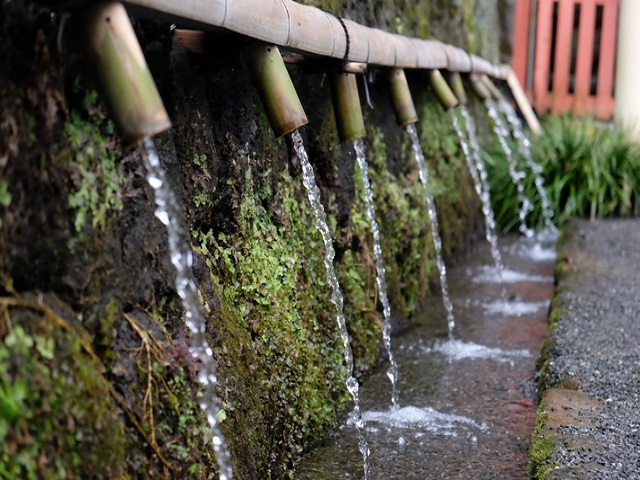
(529, 398, 556, 480)
(193, 167, 352, 477)
(363, 124, 432, 320)
(0, 308, 125, 479)
(64, 91, 124, 233)
(0, 180, 10, 230)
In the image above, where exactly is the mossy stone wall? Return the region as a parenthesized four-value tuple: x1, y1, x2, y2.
(0, 1, 504, 478)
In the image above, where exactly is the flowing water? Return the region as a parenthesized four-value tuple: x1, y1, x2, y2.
(291, 130, 371, 479)
(486, 99, 534, 238)
(295, 233, 556, 479)
(451, 108, 504, 277)
(406, 124, 456, 338)
(141, 138, 233, 480)
(498, 99, 557, 234)
(353, 138, 400, 410)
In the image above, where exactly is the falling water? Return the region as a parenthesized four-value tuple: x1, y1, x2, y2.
(406, 124, 456, 338)
(486, 99, 534, 238)
(141, 138, 233, 480)
(451, 109, 504, 276)
(353, 138, 399, 410)
(498, 99, 558, 234)
(291, 130, 370, 480)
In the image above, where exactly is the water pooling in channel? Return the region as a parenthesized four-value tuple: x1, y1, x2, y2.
(141, 138, 233, 480)
(291, 130, 371, 479)
(486, 99, 534, 238)
(353, 138, 399, 410)
(451, 109, 504, 277)
(406, 124, 456, 338)
(498, 99, 557, 235)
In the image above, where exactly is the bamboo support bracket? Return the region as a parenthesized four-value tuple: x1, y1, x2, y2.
(246, 43, 308, 138)
(388, 68, 418, 126)
(78, 1, 171, 144)
(330, 71, 366, 142)
(505, 68, 542, 135)
(429, 70, 459, 111)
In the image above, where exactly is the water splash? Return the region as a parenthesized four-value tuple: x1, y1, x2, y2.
(509, 241, 557, 261)
(291, 130, 370, 479)
(482, 299, 549, 317)
(420, 338, 531, 365)
(141, 138, 233, 480)
(486, 99, 534, 238)
(452, 108, 504, 278)
(472, 266, 553, 284)
(406, 124, 456, 338)
(499, 99, 558, 235)
(352, 405, 488, 438)
(353, 138, 400, 410)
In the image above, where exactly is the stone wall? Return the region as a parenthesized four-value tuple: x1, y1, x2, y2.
(0, 1, 505, 478)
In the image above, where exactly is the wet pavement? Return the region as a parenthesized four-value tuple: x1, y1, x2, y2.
(295, 234, 557, 479)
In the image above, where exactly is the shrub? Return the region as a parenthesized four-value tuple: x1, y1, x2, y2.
(484, 114, 640, 231)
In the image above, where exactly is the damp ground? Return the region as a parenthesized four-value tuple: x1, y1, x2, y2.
(295, 233, 556, 479)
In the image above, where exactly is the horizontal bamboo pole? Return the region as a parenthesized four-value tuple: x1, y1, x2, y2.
(124, 0, 508, 78)
(121, 0, 541, 131)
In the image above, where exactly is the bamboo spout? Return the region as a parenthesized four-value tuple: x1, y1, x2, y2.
(330, 71, 366, 142)
(78, 1, 171, 144)
(429, 69, 459, 111)
(482, 76, 505, 100)
(388, 68, 418, 126)
(469, 73, 492, 101)
(446, 72, 468, 106)
(246, 43, 309, 138)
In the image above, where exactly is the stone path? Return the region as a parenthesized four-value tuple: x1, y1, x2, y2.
(533, 219, 640, 480)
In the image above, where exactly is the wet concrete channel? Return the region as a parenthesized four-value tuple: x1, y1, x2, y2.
(296, 234, 556, 479)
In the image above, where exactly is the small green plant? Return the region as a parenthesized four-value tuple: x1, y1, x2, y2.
(65, 90, 123, 233)
(0, 179, 10, 229)
(484, 115, 640, 231)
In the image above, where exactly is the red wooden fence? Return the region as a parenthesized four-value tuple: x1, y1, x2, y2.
(512, 0, 619, 119)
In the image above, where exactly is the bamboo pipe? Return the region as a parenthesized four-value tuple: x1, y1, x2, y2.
(482, 75, 505, 100)
(330, 71, 366, 142)
(429, 70, 459, 111)
(446, 72, 468, 106)
(77, 1, 171, 144)
(246, 43, 309, 138)
(123, 0, 508, 77)
(469, 73, 492, 101)
(388, 69, 418, 126)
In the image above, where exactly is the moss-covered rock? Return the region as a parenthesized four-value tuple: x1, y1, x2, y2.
(0, 1, 504, 478)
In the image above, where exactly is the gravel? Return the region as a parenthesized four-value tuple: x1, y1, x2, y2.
(543, 219, 640, 479)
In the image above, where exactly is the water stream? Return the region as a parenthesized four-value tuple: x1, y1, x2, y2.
(451, 109, 504, 277)
(291, 130, 371, 479)
(296, 233, 556, 479)
(353, 138, 400, 410)
(141, 138, 233, 480)
(486, 99, 534, 238)
(498, 99, 557, 234)
(406, 124, 456, 338)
